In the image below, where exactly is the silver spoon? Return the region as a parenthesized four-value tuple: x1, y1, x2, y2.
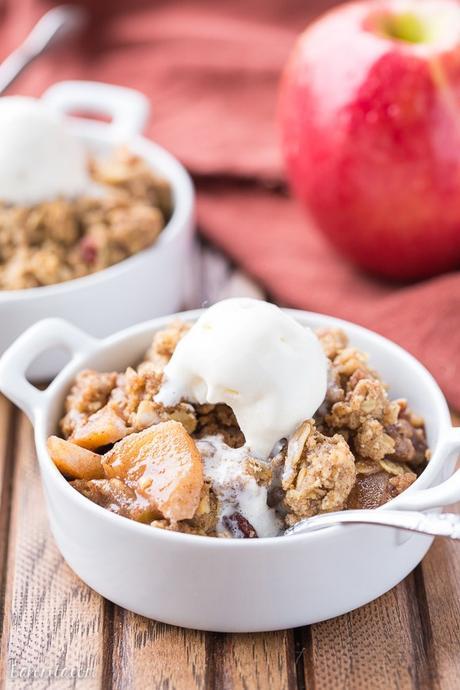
(0, 5, 87, 95)
(285, 509, 460, 539)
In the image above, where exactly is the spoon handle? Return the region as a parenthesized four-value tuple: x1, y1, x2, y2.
(0, 5, 86, 95)
(285, 509, 460, 539)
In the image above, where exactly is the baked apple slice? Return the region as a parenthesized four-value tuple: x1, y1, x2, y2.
(103, 420, 204, 522)
(47, 436, 104, 480)
(70, 403, 129, 450)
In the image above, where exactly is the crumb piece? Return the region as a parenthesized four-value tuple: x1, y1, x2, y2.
(327, 378, 389, 430)
(389, 472, 417, 495)
(195, 403, 245, 448)
(283, 421, 356, 524)
(184, 482, 219, 535)
(380, 459, 412, 476)
(316, 328, 348, 359)
(72, 478, 157, 522)
(110, 359, 197, 432)
(109, 363, 163, 422)
(144, 320, 190, 371)
(386, 418, 428, 466)
(246, 457, 272, 486)
(60, 370, 118, 438)
(355, 419, 395, 461)
(355, 459, 382, 476)
(132, 399, 197, 434)
(332, 347, 375, 380)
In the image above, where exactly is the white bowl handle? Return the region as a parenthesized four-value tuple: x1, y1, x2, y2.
(390, 426, 460, 511)
(0, 319, 98, 422)
(41, 80, 150, 142)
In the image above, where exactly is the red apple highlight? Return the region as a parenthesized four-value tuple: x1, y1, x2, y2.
(279, 0, 460, 280)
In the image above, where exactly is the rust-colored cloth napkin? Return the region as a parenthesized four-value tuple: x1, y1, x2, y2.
(2, 0, 460, 408)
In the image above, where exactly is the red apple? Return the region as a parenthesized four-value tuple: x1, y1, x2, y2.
(279, 0, 460, 280)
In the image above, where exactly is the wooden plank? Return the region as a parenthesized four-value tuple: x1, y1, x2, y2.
(111, 610, 208, 690)
(417, 414, 460, 690)
(0, 397, 16, 646)
(301, 576, 432, 690)
(211, 631, 296, 690)
(419, 517, 460, 690)
(0, 396, 13, 509)
(110, 617, 296, 690)
(0, 413, 107, 689)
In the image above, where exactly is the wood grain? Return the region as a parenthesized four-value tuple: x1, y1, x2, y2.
(419, 524, 460, 690)
(109, 611, 296, 690)
(0, 396, 16, 647)
(111, 610, 208, 690)
(0, 413, 107, 690)
(210, 631, 296, 690)
(417, 413, 460, 690)
(301, 577, 432, 690)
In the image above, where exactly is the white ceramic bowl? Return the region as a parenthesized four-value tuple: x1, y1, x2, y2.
(0, 81, 195, 379)
(0, 310, 459, 633)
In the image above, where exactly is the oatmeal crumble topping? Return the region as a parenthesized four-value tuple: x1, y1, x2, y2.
(144, 320, 191, 372)
(49, 321, 430, 538)
(0, 148, 171, 290)
(60, 370, 118, 439)
(282, 421, 356, 524)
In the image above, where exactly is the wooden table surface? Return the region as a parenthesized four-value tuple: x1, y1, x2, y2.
(0, 245, 459, 690)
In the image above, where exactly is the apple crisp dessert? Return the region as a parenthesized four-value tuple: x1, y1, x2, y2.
(0, 148, 171, 290)
(48, 322, 430, 538)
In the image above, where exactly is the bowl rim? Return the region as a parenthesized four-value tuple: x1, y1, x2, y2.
(34, 308, 454, 549)
(0, 130, 194, 302)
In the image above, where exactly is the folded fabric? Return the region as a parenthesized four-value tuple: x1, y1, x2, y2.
(1, 0, 459, 408)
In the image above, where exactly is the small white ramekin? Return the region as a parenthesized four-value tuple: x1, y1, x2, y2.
(0, 81, 195, 379)
(0, 310, 459, 632)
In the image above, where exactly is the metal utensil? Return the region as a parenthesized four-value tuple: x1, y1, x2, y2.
(0, 5, 87, 95)
(285, 509, 460, 539)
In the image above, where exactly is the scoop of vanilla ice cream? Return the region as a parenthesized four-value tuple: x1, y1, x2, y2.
(0, 96, 90, 205)
(156, 298, 328, 459)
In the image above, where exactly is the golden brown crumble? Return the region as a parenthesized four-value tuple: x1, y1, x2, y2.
(354, 419, 395, 462)
(144, 320, 191, 372)
(71, 478, 157, 523)
(0, 148, 171, 290)
(282, 421, 356, 524)
(316, 328, 348, 359)
(50, 322, 430, 538)
(195, 403, 245, 448)
(60, 370, 118, 439)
